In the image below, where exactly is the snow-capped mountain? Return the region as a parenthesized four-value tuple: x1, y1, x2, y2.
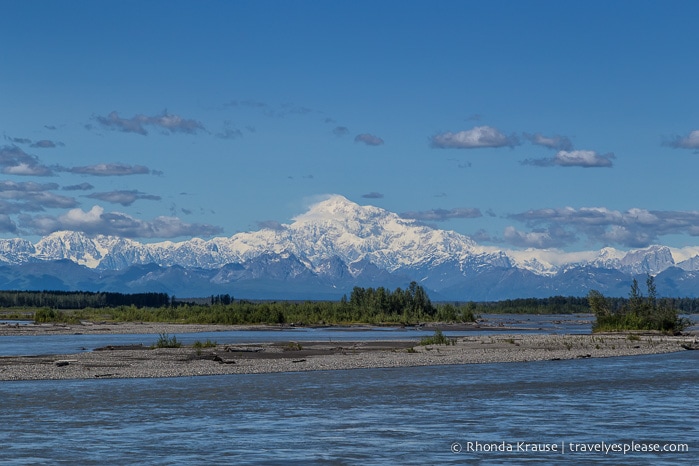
(1, 195, 699, 300)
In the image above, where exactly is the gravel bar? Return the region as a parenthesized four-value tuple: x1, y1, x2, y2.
(1, 332, 695, 381)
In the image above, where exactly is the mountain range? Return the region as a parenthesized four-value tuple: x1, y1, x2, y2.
(2, 195, 699, 300)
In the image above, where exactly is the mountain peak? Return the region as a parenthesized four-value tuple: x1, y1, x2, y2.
(3, 196, 699, 299)
(294, 195, 379, 222)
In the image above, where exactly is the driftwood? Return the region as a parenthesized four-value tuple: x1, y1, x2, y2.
(94, 344, 147, 351)
(223, 346, 263, 353)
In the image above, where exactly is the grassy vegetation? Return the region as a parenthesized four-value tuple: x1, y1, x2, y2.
(192, 339, 217, 349)
(419, 329, 455, 346)
(283, 342, 303, 351)
(33, 307, 81, 325)
(15, 283, 479, 326)
(153, 333, 181, 348)
(7, 280, 695, 329)
(590, 276, 692, 334)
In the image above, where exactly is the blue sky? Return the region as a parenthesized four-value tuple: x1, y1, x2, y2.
(2, 0, 699, 253)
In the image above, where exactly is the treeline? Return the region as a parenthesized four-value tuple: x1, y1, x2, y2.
(339, 283, 477, 322)
(55, 299, 477, 327)
(0, 290, 170, 309)
(4, 287, 699, 326)
(346, 283, 435, 318)
(590, 276, 691, 333)
(468, 295, 699, 314)
(19, 282, 478, 325)
(473, 296, 590, 314)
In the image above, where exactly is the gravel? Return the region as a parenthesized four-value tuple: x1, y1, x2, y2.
(0, 333, 694, 381)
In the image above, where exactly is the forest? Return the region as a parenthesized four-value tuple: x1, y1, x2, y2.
(0, 290, 170, 309)
(2, 282, 698, 326)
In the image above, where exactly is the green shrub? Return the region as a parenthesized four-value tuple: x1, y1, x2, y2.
(591, 276, 691, 334)
(283, 341, 303, 351)
(192, 339, 217, 348)
(34, 307, 60, 323)
(154, 333, 181, 348)
(420, 329, 454, 346)
(33, 307, 80, 324)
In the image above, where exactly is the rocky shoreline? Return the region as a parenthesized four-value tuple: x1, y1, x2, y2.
(0, 323, 695, 381)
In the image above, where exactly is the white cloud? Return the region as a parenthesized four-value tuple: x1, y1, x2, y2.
(431, 126, 519, 149)
(66, 163, 151, 176)
(554, 150, 614, 167)
(21, 206, 224, 238)
(524, 133, 573, 151)
(355, 133, 384, 146)
(666, 130, 699, 149)
(0, 146, 55, 176)
(400, 207, 482, 222)
(86, 190, 161, 206)
(508, 206, 699, 248)
(503, 225, 576, 248)
(522, 150, 614, 168)
(95, 111, 205, 135)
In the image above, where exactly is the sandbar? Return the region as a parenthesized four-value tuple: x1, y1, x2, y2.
(0, 322, 695, 381)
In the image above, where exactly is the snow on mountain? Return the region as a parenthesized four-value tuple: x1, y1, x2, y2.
(285, 195, 482, 272)
(34, 231, 107, 268)
(3, 195, 699, 277)
(3, 195, 699, 299)
(677, 255, 699, 272)
(584, 247, 626, 270)
(0, 238, 35, 264)
(618, 245, 675, 275)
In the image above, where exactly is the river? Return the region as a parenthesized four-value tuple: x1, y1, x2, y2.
(0, 314, 696, 464)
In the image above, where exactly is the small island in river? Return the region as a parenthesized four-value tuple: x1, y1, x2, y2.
(0, 321, 695, 381)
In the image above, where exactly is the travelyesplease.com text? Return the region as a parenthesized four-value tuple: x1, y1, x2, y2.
(451, 440, 690, 455)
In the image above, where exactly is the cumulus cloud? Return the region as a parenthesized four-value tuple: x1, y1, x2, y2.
(554, 150, 614, 167)
(355, 133, 384, 146)
(86, 190, 161, 206)
(20, 205, 223, 239)
(0, 145, 54, 176)
(508, 206, 699, 248)
(503, 225, 577, 249)
(521, 150, 614, 168)
(0, 180, 77, 214)
(94, 111, 205, 135)
(400, 207, 482, 222)
(431, 126, 519, 149)
(0, 181, 59, 193)
(66, 163, 151, 176)
(62, 182, 94, 191)
(524, 133, 573, 151)
(665, 130, 699, 149)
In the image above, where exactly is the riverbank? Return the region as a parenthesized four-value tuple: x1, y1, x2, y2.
(0, 320, 278, 336)
(0, 330, 695, 381)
